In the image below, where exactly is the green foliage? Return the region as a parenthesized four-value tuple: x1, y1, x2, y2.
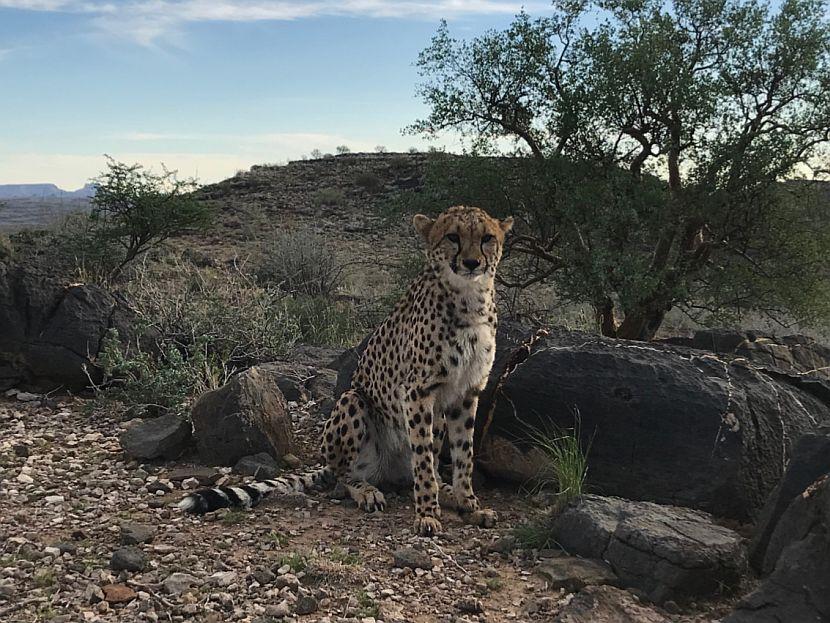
(128, 256, 302, 367)
(354, 589, 380, 618)
(96, 328, 211, 417)
(524, 415, 590, 510)
(511, 519, 556, 550)
(355, 171, 384, 193)
(312, 187, 346, 207)
(278, 552, 308, 573)
(0, 232, 13, 262)
(329, 547, 361, 565)
(282, 295, 365, 347)
(411, 0, 830, 338)
(254, 230, 344, 297)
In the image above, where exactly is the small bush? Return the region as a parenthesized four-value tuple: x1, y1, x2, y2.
(525, 415, 590, 510)
(283, 295, 365, 347)
(0, 233, 14, 262)
(374, 145, 388, 153)
(127, 256, 302, 367)
(355, 172, 384, 194)
(312, 187, 345, 207)
(335, 145, 351, 155)
(254, 230, 344, 297)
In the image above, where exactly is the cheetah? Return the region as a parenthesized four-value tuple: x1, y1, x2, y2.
(180, 206, 513, 536)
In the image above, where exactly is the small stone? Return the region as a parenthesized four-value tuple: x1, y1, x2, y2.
(282, 453, 302, 469)
(16, 391, 40, 402)
(54, 542, 77, 555)
(253, 569, 276, 585)
(84, 583, 105, 604)
(295, 594, 318, 615)
(264, 600, 291, 617)
(181, 477, 200, 490)
(486, 535, 518, 555)
(167, 466, 221, 485)
(12, 444, 28, 458)
(275, 573, 300, 590)
(234, 453, 280, 480)
(16, 473, 34, 484)
(209, 571, 236, 587)
(110, 547, 147, 572)
(103, 583, 137, 604)
(44, 495, 65, 505)
(163, 572, 201, 595)
(392, 547, 432, 570)
(456, 597, 484, 614)
(120, 523, 156, 545)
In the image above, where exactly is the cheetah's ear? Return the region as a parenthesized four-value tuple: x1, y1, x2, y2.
(499, 216, 514, 233)
(413, 214, 434, 240)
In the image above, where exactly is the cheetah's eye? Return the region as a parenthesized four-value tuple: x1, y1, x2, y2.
(482, 234, 494, 243)
(446, 233, 460, 243)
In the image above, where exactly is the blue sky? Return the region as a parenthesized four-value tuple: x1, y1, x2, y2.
(0, 1, 549, 188)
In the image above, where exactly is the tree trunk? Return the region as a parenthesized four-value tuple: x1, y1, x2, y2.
(616, 304, 670, 341)
(594, 298, 619, 337)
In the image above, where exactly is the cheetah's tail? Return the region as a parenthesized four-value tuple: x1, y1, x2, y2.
(177, 465, 335, 514)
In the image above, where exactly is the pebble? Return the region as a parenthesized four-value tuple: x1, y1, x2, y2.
(110, 547, 147, 572)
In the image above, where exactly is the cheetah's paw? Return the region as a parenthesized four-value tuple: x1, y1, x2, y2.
(355, 488, 386, 513)
(414, 516, 443, 536)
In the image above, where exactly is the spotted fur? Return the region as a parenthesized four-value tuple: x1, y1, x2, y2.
(181, 206, 513, 536)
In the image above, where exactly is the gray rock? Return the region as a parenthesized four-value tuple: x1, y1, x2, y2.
(264, 600, 291, 618)
(550, 495, 746, 604)
(163, 572, 201, 595)
(749, 425, 830, 573)
(392, 547, 432, 570)
(295, 594, 319, 615)
(0, 264, 137, 391)
(725, 475, 830, 623)
(550, 585, 670, 623)
(119, 523, 156, 545)
(305, 369, 337, 401)
(253, 569, 276, 585)
(0, 584, 16, 600)
(535, 557, 620, 592)
(167, 466, 221, 485)
(109, 547, 147, 572)
(119, 413, 192, 460)
(191, 366, 293, 466)
(234, 452, 280, 480)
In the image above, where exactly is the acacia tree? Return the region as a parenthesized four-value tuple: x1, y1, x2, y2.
(411, 0, 830, 339)
(90, 157, 211, 280)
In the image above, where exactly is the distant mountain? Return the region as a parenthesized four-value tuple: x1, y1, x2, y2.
(0, 183, 95, 200)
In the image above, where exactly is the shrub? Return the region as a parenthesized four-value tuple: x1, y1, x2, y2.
(254, 230, 344, 297)
(524, 412, 591, 510)
(282, 295, 365, 347)
(335, 145, 351, 155)
(355, 172, 384, 194)
(93, 328, 208, 416)
(126, 256, 302, 367)
(0, 233, 13, 262)
(374, 145, 388, 153)
(312, 187, 345, 207)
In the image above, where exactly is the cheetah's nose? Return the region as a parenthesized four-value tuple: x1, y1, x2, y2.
(462, 258, 481, 271)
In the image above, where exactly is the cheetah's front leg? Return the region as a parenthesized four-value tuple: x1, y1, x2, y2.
(446, 392, 497, 528)
(404, 395, 442, 536)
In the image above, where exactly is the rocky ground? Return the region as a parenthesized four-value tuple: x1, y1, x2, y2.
(0, 396, 739, 623)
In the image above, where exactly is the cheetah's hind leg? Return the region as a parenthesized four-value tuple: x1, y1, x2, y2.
(322, 389, 386, 513)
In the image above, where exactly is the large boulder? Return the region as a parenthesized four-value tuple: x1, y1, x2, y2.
(478, 325, 830, 521)
(749, 425, 830, 573)
(724, 475, 830, 623)
(550, 495, 746, 604)
(0, 263, 134, 391)
(191, 366, 293, 466)
(336, 324, 830, 521)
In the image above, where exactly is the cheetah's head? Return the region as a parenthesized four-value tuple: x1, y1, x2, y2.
(412, 206, 513, 285)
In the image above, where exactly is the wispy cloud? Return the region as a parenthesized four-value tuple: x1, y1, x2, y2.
(0, 1, 547, 45)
